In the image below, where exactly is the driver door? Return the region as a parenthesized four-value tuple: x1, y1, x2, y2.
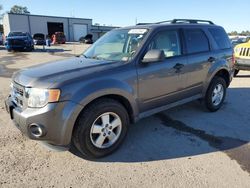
(137, 29, 188, 112)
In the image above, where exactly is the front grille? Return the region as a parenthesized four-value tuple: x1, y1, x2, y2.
(12, 82, 25, 107)
(239, 47, 250, 57)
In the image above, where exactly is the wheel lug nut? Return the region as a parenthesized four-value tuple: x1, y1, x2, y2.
(101, 128, 104, 132)
(108, 131, 111, 135)
(109, 126, 112, 129)
(105, 124, 109, 127)
(103, 133, 106, 136)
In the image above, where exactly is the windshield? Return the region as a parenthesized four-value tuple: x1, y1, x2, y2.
(8, 32, 27, 37)
(83, 29, 148, 61)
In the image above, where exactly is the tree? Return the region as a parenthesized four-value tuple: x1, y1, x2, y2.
(228, 31, 238, 36)
(240, 30, 250, 36)
(10, 5, 30, 14)
(0, 5, 3, 17)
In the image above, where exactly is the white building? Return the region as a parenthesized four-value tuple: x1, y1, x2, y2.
(3, 13, 117, 41)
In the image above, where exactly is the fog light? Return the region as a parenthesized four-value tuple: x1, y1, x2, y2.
(29, 124, 46, 137)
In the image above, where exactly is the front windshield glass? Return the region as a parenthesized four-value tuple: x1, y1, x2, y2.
(84, 29, 148, 61)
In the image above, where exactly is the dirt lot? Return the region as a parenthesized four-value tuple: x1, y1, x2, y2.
(0, 44, 250, 188)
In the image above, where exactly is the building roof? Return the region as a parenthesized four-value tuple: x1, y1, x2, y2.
(7, 13, 92, 21)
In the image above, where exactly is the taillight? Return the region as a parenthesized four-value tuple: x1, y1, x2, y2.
(232, 53, 236, 65)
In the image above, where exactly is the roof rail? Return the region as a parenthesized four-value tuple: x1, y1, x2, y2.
(136, 23, 153, 25)
(157, 19, 214, 25)
(137, 19, 215, 26)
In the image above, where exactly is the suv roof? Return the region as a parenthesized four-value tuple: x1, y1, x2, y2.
(121, 19, 220, 30)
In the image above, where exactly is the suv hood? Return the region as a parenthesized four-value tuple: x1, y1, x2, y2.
(13, 57, 119, 88)
(235, 41, 250, 49)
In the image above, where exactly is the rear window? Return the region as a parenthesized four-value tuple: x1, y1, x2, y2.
(184, 29, 210, 54)
(34, 34, 45, 38)
(8, 32, 27, 37)
(208, 28, 231, 50)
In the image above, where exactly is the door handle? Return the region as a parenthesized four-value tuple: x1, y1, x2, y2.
(173, 63, 184, 70)
(208, 57, 216, 62)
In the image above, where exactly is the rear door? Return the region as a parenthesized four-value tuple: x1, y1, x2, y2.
(137, 29, 188, 112)
(183, 28, 213, 96)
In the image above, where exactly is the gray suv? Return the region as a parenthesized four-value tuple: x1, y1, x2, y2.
(5, 19, 234, 158)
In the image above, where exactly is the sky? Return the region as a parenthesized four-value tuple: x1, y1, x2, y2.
(0, 0, 249, 32)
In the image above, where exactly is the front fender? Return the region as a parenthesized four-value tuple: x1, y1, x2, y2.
(59, 79, 138, 144)
(69, 79, 137, 110)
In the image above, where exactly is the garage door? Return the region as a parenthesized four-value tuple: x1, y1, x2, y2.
(73, 24, 87, 41)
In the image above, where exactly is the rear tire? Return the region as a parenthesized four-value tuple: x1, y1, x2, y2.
(234, 69, 239, 77)
(72, 98, 129, 159)
(205, 76, 227, 112)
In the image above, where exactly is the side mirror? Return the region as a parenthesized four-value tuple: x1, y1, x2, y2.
(142, 49, 165, 63)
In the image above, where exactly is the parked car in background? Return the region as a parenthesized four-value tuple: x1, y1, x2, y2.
(0, 32, 3, 45)
(245, 36, 250, 42)
(33, 33, 46, 45)
(79, 34, 93, 44)
(234, 40, 250, 76)
(231, 38, 245, 47)
(52, 32, 66, 44)
(5, 19, 234, 158)
(5, 32, 34, 52)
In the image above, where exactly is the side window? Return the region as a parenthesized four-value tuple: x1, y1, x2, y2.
(148, 30, 181, 58)
(184, 29, 210, 54)
(208, 28, 231, 50)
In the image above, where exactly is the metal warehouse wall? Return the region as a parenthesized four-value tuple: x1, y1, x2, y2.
(68, 18, 92, 41)
(29, 16, 69, 39)
(3, 14, 10, 36)
(4, 13, 92, 41)
(91, 25, 118, 41)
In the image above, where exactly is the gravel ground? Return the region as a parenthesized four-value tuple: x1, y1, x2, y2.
(0, 44, 250, 188)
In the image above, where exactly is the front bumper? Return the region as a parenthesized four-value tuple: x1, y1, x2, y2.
(235, 58, 250, 70)
(5, 96, 82, 147)
(6, 45, 29, 50)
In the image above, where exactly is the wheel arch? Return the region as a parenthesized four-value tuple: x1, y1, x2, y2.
(202, 68, 231, 97)
(62, 92, 138, 146)
(77, 94, 137, 124)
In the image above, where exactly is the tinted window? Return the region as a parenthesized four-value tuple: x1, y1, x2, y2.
(184, 29, 210, 54)
(209, 28, 231, 49)
(8, 32, 27, 37)
(148, 30, 181, 58)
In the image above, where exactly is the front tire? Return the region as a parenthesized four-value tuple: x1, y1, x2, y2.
(205, 76, 227, 112)
(72, 98, 129, 159)
(234, 69, 239, 77)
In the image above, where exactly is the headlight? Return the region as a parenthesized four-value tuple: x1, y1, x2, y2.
(234, 47, 241, 54)
(25, 88, 60, 108)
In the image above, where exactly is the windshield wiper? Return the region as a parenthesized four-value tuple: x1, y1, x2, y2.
(76, 54, 89, 58)
(82, 54, 89, 58)
(90, 56, 107, 61)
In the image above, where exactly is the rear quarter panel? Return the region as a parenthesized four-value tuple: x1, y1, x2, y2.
(202, 48, 233, 97)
